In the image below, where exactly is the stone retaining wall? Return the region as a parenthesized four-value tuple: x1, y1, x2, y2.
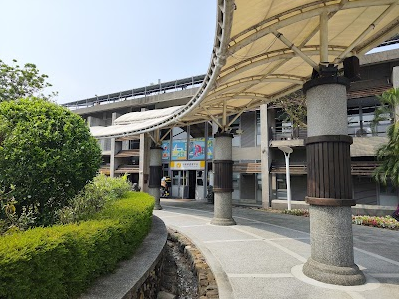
(81, 216, 219, 299)
(168, 229, 219, 299)
(81, 216, 167, 299)
(132, 247, 165, 299)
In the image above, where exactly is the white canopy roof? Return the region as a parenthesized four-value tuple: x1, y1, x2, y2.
(92, 0, 399, 139)
(90, 106, 183, 138)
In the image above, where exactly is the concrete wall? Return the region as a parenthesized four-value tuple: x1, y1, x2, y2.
(75, 88, 199, 116)
(232, 146, 260, 161)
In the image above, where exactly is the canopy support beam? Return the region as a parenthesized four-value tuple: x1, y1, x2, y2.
(202, 106, 223, 129)
(160, 128, 172, 142)
(227, 99, 256, 127)
(334, 3, 398, 63)
(274, 31, 319, 70)
(320, 11, 329, 64)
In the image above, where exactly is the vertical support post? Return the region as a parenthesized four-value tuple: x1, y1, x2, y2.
(211, 132, 236, 226)
(284, 153, 292, 211)
(110, 137, 116, 178)
(320, 11, 329, 64)
(302, 74, 365, 286)
(260, 104, 271, 208)
(148, 146, 163, 210)
(139, 108, 149, 192)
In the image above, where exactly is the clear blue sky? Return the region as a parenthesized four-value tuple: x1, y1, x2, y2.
(0, 1, 216, 104)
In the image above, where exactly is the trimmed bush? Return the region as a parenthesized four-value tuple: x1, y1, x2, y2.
(0, 98, 101, 226)
(57, 174, 132, 224)
(0, 191, 154, 299)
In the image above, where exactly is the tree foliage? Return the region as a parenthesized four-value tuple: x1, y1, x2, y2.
(0, 59, 56, 102)
(272, 90, 307, 128)
(0, 98, 101, 225)
(373, 88, 399, 186)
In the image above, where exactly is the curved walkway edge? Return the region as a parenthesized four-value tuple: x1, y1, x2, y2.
(81, 215, 167, 299)
(154, 199, 399, 299)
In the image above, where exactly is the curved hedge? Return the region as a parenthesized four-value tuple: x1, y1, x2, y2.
(0, 192, 154, 299)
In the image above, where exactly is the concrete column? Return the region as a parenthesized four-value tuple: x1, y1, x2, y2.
(260, 104, 270, 208)
(139, 108, 149, 192)
(303, 80, 365, 286)
(110, 138, 122, 178)
(148, 146, 162, 210)
(211, 133, 236, 226)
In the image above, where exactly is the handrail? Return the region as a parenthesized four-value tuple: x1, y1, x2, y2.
(62, 74, 205, 110)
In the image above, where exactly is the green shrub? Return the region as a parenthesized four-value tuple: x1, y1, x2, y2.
(0, 191, 154, 299)
(57, 174, 132, 224)
(0, 98, 101, 226)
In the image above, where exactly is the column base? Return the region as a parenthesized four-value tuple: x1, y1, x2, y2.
(303, 258, 366, 286)
(210, 217, 236, 226)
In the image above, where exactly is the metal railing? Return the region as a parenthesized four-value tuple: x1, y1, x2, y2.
(271, 126, 307, 140)
(271, 121, 392, 141)
(62, 74, 205, 110)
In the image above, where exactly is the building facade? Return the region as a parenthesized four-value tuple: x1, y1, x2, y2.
(65, 49, 399, 211)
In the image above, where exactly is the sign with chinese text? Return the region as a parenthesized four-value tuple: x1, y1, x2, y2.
(170, 161, 205, 170)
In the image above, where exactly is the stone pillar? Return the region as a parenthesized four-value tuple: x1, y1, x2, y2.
(260, 104, 271, 208)
(148, 146, 162, 210)
(211, 133, 236, 226)
(302, 78, 365, 286)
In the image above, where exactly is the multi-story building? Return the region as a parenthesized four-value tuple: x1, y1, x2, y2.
(64, 48, 399, 212)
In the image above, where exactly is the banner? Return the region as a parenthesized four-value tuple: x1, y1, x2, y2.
(161, 140, 170, 160)
(188, 138, 205, 160)
(207, 138, 214, 160)
(171, 140, 187, 160)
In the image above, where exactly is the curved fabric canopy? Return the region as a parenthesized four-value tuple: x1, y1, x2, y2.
(92, 0, 399, 138)
(91, 106, 183, 138)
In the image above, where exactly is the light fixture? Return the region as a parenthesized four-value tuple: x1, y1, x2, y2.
(278, 146, 293, 210)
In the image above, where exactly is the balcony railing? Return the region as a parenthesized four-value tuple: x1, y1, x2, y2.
(271, 126, 307, 140)
(270, 161, 381, 176)
(271, 121, 391, 141)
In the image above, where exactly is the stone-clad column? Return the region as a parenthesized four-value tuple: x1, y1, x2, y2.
(302, 77, 365, 285)
(211, 132, 236, 226)
(260, 104, 271, 208)
(148, 146, 162, 210)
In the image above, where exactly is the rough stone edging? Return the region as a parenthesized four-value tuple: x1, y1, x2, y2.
(167, 228, 219, 299)
(80, 215, 167, 299)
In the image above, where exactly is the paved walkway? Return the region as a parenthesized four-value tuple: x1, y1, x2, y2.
(154, 199, 399, 299)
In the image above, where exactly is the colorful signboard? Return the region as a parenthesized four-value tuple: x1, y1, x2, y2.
(188, 138, 205, 160)
(170, 161, 205, 170)
(171, 140, 187, 160)
(161, 141, 170, 160)
(207, 138, 214, 160)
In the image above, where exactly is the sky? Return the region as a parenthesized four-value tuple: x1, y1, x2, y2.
(0, 1, 216, 104)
